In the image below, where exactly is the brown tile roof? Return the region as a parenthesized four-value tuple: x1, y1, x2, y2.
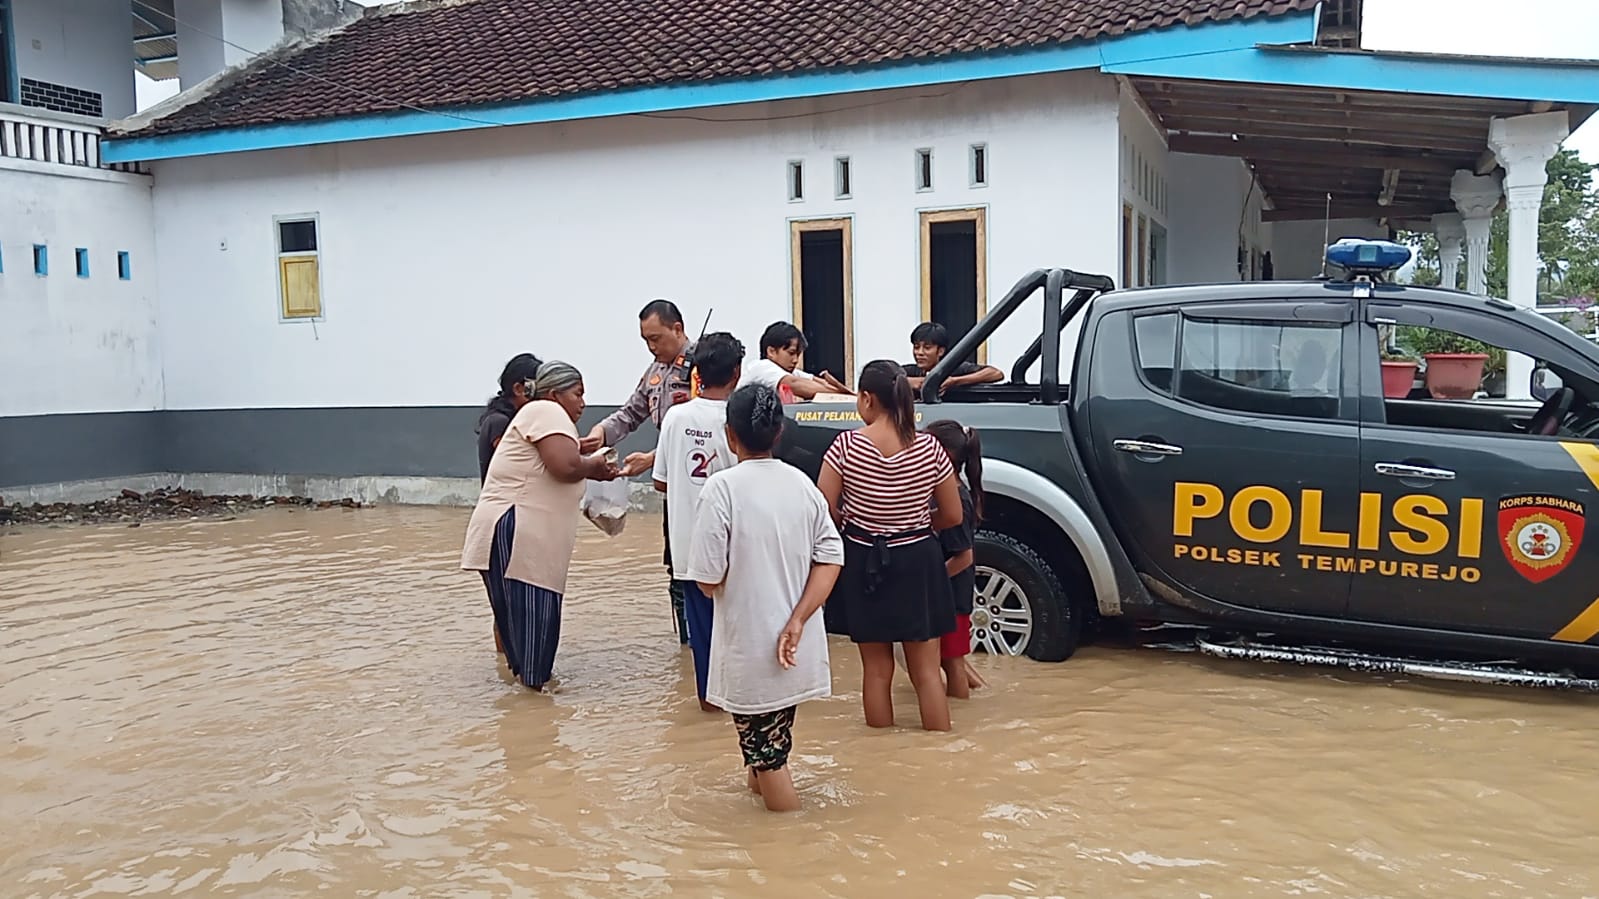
(124, 0, 1319, 138)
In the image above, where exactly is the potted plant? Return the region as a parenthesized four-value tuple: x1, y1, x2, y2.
(1480, 346, 1507, 397)
(1400, 326, 1491, 399)
(1380, 347, 1420, 399)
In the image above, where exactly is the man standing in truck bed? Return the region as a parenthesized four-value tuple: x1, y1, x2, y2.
(585, 299, 698, 644)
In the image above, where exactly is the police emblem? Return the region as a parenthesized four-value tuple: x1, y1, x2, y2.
(1498, 495, 1585, 583)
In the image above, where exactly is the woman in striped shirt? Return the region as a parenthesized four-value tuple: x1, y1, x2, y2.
(818, 360, 963, 730)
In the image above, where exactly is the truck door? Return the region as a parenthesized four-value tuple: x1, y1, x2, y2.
(1351, 300, 1599, 640)
(1085, 300, 1359, 618)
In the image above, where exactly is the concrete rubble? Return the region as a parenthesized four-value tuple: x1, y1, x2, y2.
(0, 487, 361, 528)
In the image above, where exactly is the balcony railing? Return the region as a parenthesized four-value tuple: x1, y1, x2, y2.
(0, 105, 149, 175)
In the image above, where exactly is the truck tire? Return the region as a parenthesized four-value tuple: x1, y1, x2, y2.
(971, 530, 1081, 663)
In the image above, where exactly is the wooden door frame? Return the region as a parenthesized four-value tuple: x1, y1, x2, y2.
(918, 206, 988, 365)
(788, 217, 855, 385)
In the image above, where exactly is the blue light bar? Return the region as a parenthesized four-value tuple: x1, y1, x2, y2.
(1325, 238, 1412, 274)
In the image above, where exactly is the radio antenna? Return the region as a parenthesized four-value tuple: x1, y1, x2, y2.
(1318, 192, 1333, 278)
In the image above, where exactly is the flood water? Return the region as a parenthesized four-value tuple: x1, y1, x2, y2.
(4, 507, 1598, 898)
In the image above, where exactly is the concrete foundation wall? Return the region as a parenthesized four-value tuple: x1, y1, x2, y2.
(0, 403, 659, 498)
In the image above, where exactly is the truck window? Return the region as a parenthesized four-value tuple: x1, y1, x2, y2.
(1176, 318, 1342, 420)
(1134, 312, 1177, 392)
(1376, 315, 1592, 437)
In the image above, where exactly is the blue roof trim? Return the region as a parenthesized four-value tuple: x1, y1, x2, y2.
(1104, 45, 1599, 105)
(103, 11, 1317, 163)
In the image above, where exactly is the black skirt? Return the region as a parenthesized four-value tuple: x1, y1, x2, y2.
(825, 531, 956, 644)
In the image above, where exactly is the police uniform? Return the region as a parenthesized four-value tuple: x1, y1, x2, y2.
(597, 342, 696, 643)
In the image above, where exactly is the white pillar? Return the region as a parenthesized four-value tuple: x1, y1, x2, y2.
(1490, 111, 1570, 400)
(1432, 212, 1465, 291)
(1450, 170, 1502, 297)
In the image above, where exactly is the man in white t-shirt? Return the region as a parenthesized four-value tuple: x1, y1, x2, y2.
(688, 382, 844, 812)
(739, 322, 852, 402)
(652, 331, 743, 712)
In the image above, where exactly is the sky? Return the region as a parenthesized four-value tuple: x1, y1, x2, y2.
(133, 0, 1598, 163)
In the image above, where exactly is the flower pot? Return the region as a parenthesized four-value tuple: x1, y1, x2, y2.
(1422, 353, 1489, 399)
(1380, 361, 1419, 399)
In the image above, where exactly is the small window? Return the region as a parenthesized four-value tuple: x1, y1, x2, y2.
(117, 251, 131, 280)
(834, 156, 851, 199)
(915, 148, 933, 192)
(1134, 313, 1178, 393)
(276, 216, 322, 320)
(1178, 318, 1342, 420)
(75, 248, 90, 278)
(787, 160, 804, 202)
(278, 220, 318, 253)
(969, 143, 988, 187)
(33, 244, 47, 277)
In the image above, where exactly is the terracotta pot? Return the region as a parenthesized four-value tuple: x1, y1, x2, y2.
(1422, 353, 1489, 399)
(1380, 361, 1419, 398)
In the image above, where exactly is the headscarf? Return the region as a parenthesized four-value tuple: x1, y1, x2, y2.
(528, 361, 583, 400)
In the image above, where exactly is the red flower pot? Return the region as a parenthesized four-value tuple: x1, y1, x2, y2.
(1423, 353, 1489, 400)
(1380, 361, 1419, 399)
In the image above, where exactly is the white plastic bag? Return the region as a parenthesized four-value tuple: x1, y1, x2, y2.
(581, 477, 630, 536)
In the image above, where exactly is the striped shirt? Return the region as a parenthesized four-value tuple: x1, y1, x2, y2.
(822, 430, 953, 546)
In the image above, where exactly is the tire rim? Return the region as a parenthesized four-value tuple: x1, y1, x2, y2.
(970, 565, 1033, 656)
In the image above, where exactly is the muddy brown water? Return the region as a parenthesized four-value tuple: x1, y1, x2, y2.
(3, 507, 1598, 898)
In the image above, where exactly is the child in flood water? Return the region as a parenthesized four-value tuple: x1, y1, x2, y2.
(687, 384, 844, 812)
(925, 420, 988, 699)
(652, 332, 744, 712)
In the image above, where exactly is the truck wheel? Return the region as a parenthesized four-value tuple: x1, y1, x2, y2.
(971, 531, 1081, 662)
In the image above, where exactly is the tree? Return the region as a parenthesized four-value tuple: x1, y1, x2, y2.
(1401, 149, 1598, 302)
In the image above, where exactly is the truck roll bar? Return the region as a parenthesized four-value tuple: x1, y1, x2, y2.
(921, 268, 1115, 404)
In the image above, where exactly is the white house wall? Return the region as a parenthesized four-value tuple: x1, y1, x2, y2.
(1272, 218, 1390, 280)
(0, 164, 162, 417)
(1117, 86, 1169, 288)
(1166, 152, 1275, 284)
(9, 0, 137, 119)
(148, 70, 1123, 412)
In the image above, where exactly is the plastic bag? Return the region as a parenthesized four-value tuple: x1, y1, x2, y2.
(581, 477, 630, 536)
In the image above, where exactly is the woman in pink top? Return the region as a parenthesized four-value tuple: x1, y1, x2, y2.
(818, 360, 963, 730)
(461, 361, 620, 691)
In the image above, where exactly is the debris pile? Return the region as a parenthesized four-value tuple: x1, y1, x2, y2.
(0, 487, 363, 528)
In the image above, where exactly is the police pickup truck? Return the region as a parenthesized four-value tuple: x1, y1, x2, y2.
(776, 240, 1599, 690)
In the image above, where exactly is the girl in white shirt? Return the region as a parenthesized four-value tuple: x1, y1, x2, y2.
(687, 384, 844, 811)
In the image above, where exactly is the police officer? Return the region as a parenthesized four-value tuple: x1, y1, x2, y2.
(585, 299, 697, 644)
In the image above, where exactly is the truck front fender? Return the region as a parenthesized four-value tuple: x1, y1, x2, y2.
(981, 459, 1122, 617)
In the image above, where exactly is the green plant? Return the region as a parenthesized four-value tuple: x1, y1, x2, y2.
(1484, 345, 1507, 376)
(1395, 325, 1490, 357)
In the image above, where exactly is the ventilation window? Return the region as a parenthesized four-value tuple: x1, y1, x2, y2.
(276, 216, 323, 320)
(75, 248, 90, 278)
(969, 143, 988, 188)
(834, 156, 851, 199)
(915, 148, 933, 192)
(787, 160, 804, 202)
(33, 244, 47, 276)
(117, 251, 132, 281)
